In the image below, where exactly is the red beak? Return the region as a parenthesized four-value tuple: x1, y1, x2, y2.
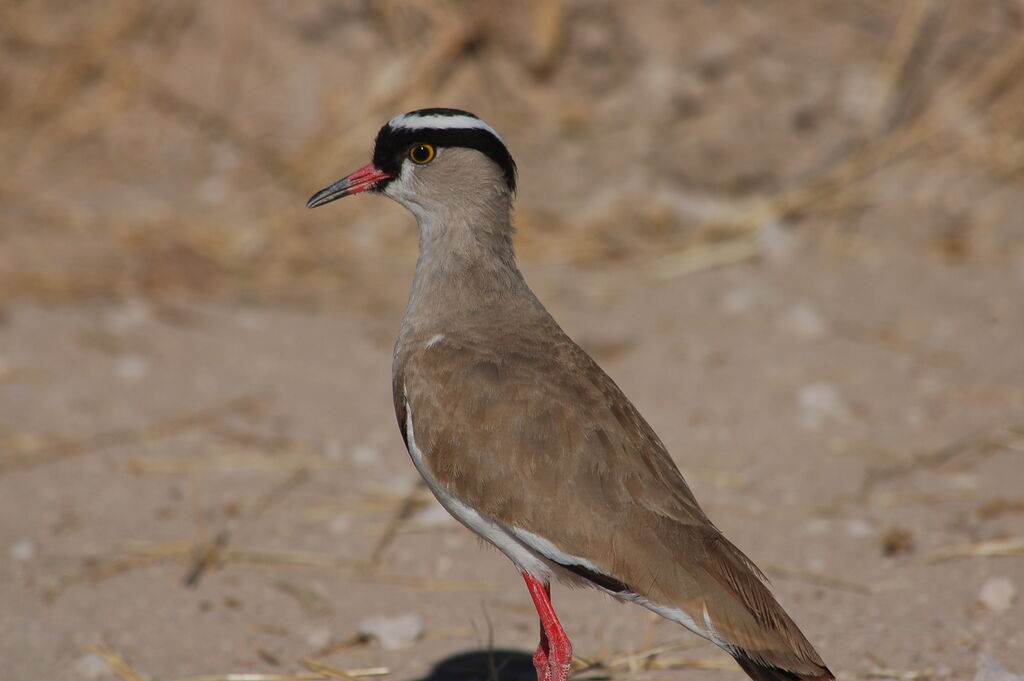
(306, 163, 392, 208)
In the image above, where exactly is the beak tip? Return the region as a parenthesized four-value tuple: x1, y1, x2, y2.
(305, 191, 336, 210)
(307, 163, 390, 210)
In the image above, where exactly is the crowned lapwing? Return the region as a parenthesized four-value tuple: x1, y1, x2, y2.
(307, 108, 833, 681)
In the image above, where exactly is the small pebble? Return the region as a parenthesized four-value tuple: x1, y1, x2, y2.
(327, 515, 352, 535)
(351, 444, 380, 465)
(304, 627, 333, 649)
(719, 286, 759, 315)
(797, 382, 851, 430)
(323, 439, 343, 460)
(106, 299, 151, 331)
(978, 577, 1017, 613)
(778, 302, 827, 340)
(881, 527, 914, 556)
(115, 355, 149, 382)
(950, 473, 978, 490)
(73, 653, 108, 680)
(758, 219, 799, 264)
(802, 518, 830, 536)
(434, 554, 453, 576)
(845, 519, 873, 538)
(358, 612, 424, 650)
(9, 539, 36, 561)
(381, 474, 415, 494)
(974, 654, 1024, 681)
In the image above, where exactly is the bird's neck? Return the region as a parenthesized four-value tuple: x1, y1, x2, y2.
(401, 206, 540, 334)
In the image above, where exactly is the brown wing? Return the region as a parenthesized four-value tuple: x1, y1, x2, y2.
(396, 328, 710, 521)
(394, 326, 830, 680)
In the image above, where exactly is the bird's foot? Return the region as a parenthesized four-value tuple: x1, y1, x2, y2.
(533, 640, 551, 681)
(536, 647, 552, 679)
(544, 634, 572, 681)
(530, 626, 573, 680)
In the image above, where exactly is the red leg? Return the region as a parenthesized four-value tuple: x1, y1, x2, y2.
(532, 583, 551, 681)
(534, 620, 550, 681)
(522, 572, 573, 681)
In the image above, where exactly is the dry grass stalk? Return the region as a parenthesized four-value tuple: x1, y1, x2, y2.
(651, 29, 1024, 262)
(367, 479, 431, 566)
(121, 453, 344, 474)
(367, 570, 495, 592)
(185, 470, 310, 586)
(527, 0, 566, 76)
(832, 320, 960, 366)
(126, 540, 354, 569)
(856, 422, 1023, 503)
(653, 238, 760, 280)
(2, 2, 150, 166)
(295, 3, 481, 178)
(868, 0, 945, 131)
(74, 536, 497, 589)
(573, 639, 712, 679)
(0, 394, 263, 474)
(855, 668, 927, 680)
(170, 675, 331, 681)
(676, 466, 748, 489)
(305, 633, 372, 660)
(810, 424, 1023, 517)
(44, 552, 170, 601)
(273, 580, 335, 618)
(301, 659, 383, 681)
(652, 656, 736, 671)
(778, 32, 1024, 213)
(926, 537, 1024, 563)
(85, 643, 145, 681)
(593, 639, 702, 671)
(40, 540, 351, 598)
(303, 487, 437, 520)
(763, 562, 876, 595)
(167, 669, 387, 681)
(867, 489, 976, 508)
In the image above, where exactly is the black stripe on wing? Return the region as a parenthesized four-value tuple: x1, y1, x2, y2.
(559, 561, 630, 593)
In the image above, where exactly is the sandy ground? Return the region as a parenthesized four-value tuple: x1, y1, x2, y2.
(2, 247, 1023, 681)
(2, 2, 1024, 680)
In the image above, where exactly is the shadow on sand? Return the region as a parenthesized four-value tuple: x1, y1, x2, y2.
(410, 649, 542, 681)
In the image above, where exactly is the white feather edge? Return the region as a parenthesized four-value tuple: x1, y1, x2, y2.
(402, 393, 710, 641)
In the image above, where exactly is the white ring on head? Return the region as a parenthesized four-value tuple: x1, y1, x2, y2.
(388, 113, 505, 143)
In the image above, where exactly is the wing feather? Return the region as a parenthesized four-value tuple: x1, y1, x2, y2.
(394, 325, 828, 678)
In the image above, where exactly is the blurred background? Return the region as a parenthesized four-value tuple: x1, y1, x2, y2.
(1, 1, 1023, 681)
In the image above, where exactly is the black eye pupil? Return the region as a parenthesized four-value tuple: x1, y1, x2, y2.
(411, 145, 432, 163)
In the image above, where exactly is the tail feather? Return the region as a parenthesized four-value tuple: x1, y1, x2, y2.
(693, 532, 833, 681)
(733, 651, 834, 681)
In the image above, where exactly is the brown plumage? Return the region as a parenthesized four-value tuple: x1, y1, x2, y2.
(309, 109, 833, 681)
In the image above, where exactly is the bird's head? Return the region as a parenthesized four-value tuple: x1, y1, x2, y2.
(307, 108, 517, 223)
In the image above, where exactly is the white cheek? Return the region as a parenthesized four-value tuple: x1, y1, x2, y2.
(382, 160, 435, 224)
(383, 162, 413, 200)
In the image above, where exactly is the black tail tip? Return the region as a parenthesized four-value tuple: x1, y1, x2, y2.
(734, 653, 835, 681)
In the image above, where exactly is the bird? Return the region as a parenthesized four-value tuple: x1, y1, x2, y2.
(307, 108, 833, 681)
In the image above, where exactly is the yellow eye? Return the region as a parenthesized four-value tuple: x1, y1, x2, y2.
(408, 144, 436, 164)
